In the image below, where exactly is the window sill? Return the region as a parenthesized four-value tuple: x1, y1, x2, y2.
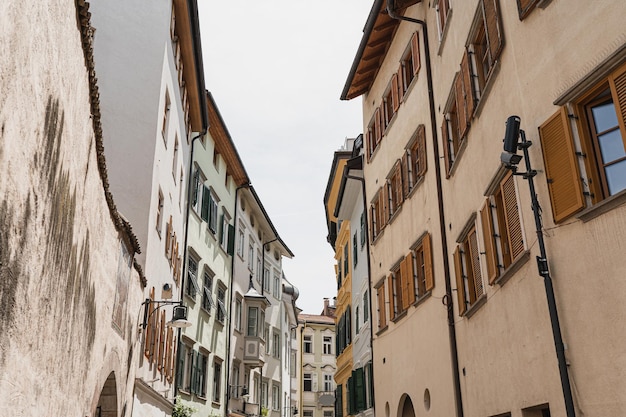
(200, 305, 212, 316)
(577, 188, 626, 223)
(494, 250, 530, 287)
(472, 59, 501, 121)
(446, 138, 468, 178)
(463, 293, 487, 319)
(370, 227, 385, 246)
(406, 176, 425, 200)
(184, 293, 197, 304)
(388, 204, 403, 225)
(412, 291, 432, 308)
(178, 389, 191, 397)
(196, 395, 207, 402)
(212, 401, 221, 407)
(391, 310, 408, 323)
(375, 325, 389, 336)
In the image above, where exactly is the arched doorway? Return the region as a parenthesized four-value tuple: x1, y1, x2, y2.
(399, 394, 416, 417)
(95, 372, 118, 417)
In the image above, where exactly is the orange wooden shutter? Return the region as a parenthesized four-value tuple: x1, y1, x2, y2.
(377, 285, 387, 328)
(483, 0, 504, 65)
(397, 66, 405, 101)
(391, 73, 400, 112)
(411, 32, 421, 76)
(501, 172, 524, 261)
(454, 72, 468, 139)
(406, 252, 417, 304)
(158, 310, 166, 370)
(608, 62, 626, 148)
(382, 185, 389, 226)
(387, 275, 395, 320)
(441, 118, 451, 177)
(165, 216, 172, 257)
(400, 257, 410, 310)
(453, 247, 466, 316)
(374, 107, 382, 145)
(539, 107, 584, 222)
(460, 50, 475, 124)
(423, 233, 434, 291)
(402, 152, 410, 197)
(516, 0, 538, 20)
(417, 124, 427, 177)
(394, 162, 404, 206)
(480, 200, 498, 284)
(468, 229, 483, 300)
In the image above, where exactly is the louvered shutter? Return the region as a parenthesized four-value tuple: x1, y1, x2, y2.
(406, 252, 416, 304)
(400, 256, 410, 310)
(158, 311, 166, 369)
(387, 275, 395, 320)
(402, 152, 410, 197)
(382, 186, 389, 226)
(201, 185, 210, 222)
(355, 368, 365, 411)
(442, 118, 451, 176)
(423, 233, 434, 291)
(417, 124, 427, 177)
(454, 73, 468, 139)
(483, 0, 504, 65)
(227, 224, 235, 255)
(480, 200, 498, 284)
(460, 50, 475, 124)
(165, 216, 172, 258)
(411, 32, 420, 76)
(539, 108, 584, 222)
(377, 286, 386, 328)
(191, 170, 200, 206)
(391, 73, 400, 112)
(374, 107, 382, 145)
(516, 0, 538, 20)
(397, 67, 405, 101)
(608, 62, 626, 147)
(501, 173, 524, 261)
(395, 162, 404, 206)
(468, 230, 483, 300)
(453, 247, 466, 316)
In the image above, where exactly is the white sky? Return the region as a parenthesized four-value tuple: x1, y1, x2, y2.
(197, 1, 373, 314)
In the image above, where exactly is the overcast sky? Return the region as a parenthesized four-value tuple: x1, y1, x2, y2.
(197, 1, 373, 314)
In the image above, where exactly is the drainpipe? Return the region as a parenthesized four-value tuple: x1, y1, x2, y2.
(225, 183, 251, 417)
(385, 3, 464, 417)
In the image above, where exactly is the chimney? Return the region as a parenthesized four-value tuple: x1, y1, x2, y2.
(323, 298, 329, 313)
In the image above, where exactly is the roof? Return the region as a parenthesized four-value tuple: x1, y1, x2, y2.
(246, 186, 294, 258)
(341, 0, 422, 101)
(298, 314, 336, 325)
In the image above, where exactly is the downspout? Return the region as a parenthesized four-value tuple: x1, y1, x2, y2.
(299, 321, 306, 417)
(385, 3, 464, 417)
(225, 183, 251, 417)
(345, 167, 376, 410)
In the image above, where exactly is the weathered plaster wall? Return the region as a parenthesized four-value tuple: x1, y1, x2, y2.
(0, 0, 143, 415)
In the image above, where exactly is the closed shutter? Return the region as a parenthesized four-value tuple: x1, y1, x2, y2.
(227, 224, 235, 255)
(441, 117, 451, 176)
(165, 216, 172, 258)
(387, 275, 395, 320)
(382, 185, 389, 226)
(335, 385, 343, 417)
(453, 247, 466, 316)
(501, 172, 524, 260)
(454, 72, 468, 139)
(539, 107, 584, 222)
(483, 0, 504, 66)
(158, 310, 165, 370)
(395, 162, 404, 206)
(608, 62, 626, 146)
(480, 200, 498, 284)
(423, 233, 434, 291)
(411, 31, 421, 76)
(417, 124, 427, 177)
(461, 50, 475, 124)
(468, 229, 484, 300)
(355, 368, 365, 412)
(201, 185, 210, 222)
(392, 73, 400, 112)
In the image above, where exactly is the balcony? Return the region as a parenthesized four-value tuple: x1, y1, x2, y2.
(243, 336, 266, 368)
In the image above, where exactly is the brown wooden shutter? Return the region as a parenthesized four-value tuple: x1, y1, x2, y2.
(516, 0, 538, 20)
(411, 32, 421, 76)
(483, 0, 504, 65)
(501, 173, 524, 261)
(480, 200, 498, 284)
(397, 66, 405, 101)
(395, 162, 404, 205)
(382, 185, 389, 226)
(442, 118, 451, 177)
(392, 73, 400, 112)
(377, 285, 386, 328)
(608, 62, 626, 148)
(158, 310, 166, 370)
(406, 252, 416, 304)
(402, 152, 410, 197)
(460, 50, 475, 124)
(468, 229, 483, 299)
(539, 107, 584, 223)
(454, 73, 468, 139)
(417, 124, 427, 177)
(423, 233, 434, 291)
(400, 257, 410, 310)
(453, 247, 467, 316)
(374, 107, 382, 146)
(387, 275, 396, 320)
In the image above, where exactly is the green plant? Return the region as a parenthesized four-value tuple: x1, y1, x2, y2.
(173, 396, 197, 417)
(261, 406, 269, 416)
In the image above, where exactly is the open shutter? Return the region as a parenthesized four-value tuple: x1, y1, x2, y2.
(374, 107, 382, 146)
(516, 0, 538, 20)
(417, 124, 427, 177)
(355, 368, 365, 412)
(468, 229, 484, 300)
(483, 0, 504, 65)
(191, 170, 199, 206)
(480, 200, 499, 284)
(411, 32, 420, 76)
(405, 252, 416, 303)
(460, 50, 475, 124)
(201, 185, 210, 222)
(501, 173, 524, 260)
(454, 72, 468, 139)
(539, 107, 584, 222)
(423, 233, 434, 291)
(377, 285, 386, 328)
(608, 62, 626, 147)
(400, 256, 410, 310)
(442, 117, 451, 177)
(387, 275, 395, 320)
(453, 247, 467, 316)
(402, 152, 410, 197)
(227, 224, 235, 255)
(391, 73, 400, 112)
(397, 66, 405, 101)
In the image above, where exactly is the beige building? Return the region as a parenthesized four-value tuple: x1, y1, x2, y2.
(0, 1, 143, 415)
(341, 1, 626, 417)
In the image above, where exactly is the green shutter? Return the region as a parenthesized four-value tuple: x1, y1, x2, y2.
(227, 224, 235, 256)
(201, 186, 210, 221)
(355, 368, 365, 412)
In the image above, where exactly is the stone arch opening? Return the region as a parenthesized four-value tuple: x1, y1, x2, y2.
(95, 372, 118, 417)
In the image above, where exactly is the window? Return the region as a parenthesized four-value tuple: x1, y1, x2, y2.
(468, 0, 503, 98)
(261, 381, 268, 407)
(399, 32, 420, 97)
(263, 265, 271, 292)
(176, 342, 192, 392)
(179, 168, 184, 208)
(237, 226, 245, 257)
(382, 77, 399, 130)
(213, 360, 222, 402)
(410, 234, 434, 301)
(272, 384, 280, 411)
(442, 72, 469, 176)
(303, 335, 312, 354)
(256, 251, 262, 283)
(191, 168, 207, 214)
(403, 124, 427, 194)
(454, 223, 484, 316)
(247, 306, 258, 336)
(272, 331, 280, 358)
(481, 171, 525, 284)
(213, 148, 219, 171)
(435, 0, 451, 41)
(347, 367, 367, 414)
(186, 256, 200, 299)
(303, 373, 312, 391)
(388, 272, 399, 320)
(365, 107, 382, 160)
(248, 240, 255, 271)
(161, 90, 170, 142)
(355, 307, 360, 334)
(376, 283, 387, 331)
(360, 212, 366, 247)
(201, 269, 214, 312)
(219, 211, 231, 251)
(335, 385, 343, 417)
(323, 336, 332, 355)
(539, 63, 626, 223)
(363, 291, 369, 323)
(200, 187, 219, 233)
(191, 351, 208, 398)
(304, 411, 314, 417)
(265, 325, 271, 354)
(370, 189, 386, 241)
(231, 365, 240, 398)
(343, 243, 349, 278)
(386, 161, 404, 219)
(336, 307, 351, 355)
(324, 411, 334, 417)
(156, 189, 164, 235)
(234, 297, 242, 332)
(273, 271, 281, 298)
(172, 136, 179, 180)
(324, 374, 334, 392)
(217, 285, 227, 324)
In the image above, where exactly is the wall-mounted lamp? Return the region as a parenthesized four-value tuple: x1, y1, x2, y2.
(141, 298, 192, 329)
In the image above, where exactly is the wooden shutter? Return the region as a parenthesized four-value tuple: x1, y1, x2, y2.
(391, 73, 400, 112)
(201, 186, 210, 221)
(381, 186, 389, 227)
(483, 0, 504, 65)
(400, 257, 410, 310)
(453, 247, 466, 316)
(394, 162, 404, 206)
(516, 0, 538, 20)
(158, 310, 166, 370)
(417, 124, 427, 177)
(539, 107, 584, 222)
(454, 72, 468, 139)
(402, 152, 410, 197)
(165, 216, 172, 258)
(191, 170, 199, 206)
(406, 252, 417, 304)
(377, 285, 386, 328)
(374, 107, 382, 145)
(608, 62, 626, 146)
(480, 200, 498, 284)
(423, 233, 434, 291)
(411, 32, 420, 76)
(460, 50, 475, 124)
(468, 229, 483, 300)
(397, 66, 405, 101)
(387, 275, 395, 320)
(442, 117, 451, 177)
(355, 368, 365, 412)
(501, 173, 524, 261)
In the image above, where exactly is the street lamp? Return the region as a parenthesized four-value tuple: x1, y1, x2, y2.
(140, 298, 192, 329)
(500, 115, 576, 417)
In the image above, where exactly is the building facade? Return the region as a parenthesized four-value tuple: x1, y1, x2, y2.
(341, 1, 626, 417)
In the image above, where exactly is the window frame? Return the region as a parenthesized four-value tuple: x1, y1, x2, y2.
(454, 222, 485, 316)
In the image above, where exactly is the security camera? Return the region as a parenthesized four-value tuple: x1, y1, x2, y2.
(163, 283, 172, 292)
(503, 115, 521, 153)
(501, 151, 523, 167)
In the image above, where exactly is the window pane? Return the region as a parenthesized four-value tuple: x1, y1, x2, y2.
(591, 101, 619, 133)
(605, 159, 626, 195)
(598, 129, 626, 164)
